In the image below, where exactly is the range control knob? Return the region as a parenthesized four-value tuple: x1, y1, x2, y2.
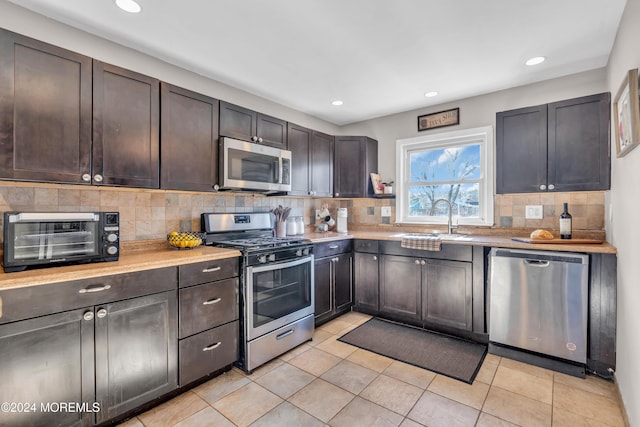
(269, 254, 276, 262)
(258, 255, 267, 264)
(106, 246, 118, 255)
(303, 248, 309, 255)
(296, 249, 303, 257)
(106, 233, 118, 243)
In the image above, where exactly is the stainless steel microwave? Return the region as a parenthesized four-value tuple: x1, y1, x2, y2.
(2, 212, 120, 272)
(220, 137, 291, 193)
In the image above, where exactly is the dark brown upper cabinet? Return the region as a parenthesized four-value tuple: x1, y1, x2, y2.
(287, 123, 334, 197)
(93, 61, 160, 188)
(219, 101, 287, 149)
(161, 83, 220, 191)
(496, 92, 610, 194)
(334, 136, 378, 198)
(0, 28, 92, 184)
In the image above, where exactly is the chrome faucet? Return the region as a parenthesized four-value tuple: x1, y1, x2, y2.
(430, 198, 458, 235)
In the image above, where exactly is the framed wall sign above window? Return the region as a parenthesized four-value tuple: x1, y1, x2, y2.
(418, 108, 460, 132)
(613, 68, 640, 157)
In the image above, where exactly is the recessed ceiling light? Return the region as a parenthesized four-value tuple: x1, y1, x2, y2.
(525, 56, 546, 66)
(115, 0, 142, 13)
(424, 91, 439, 98)
(331, 100, 344, 106)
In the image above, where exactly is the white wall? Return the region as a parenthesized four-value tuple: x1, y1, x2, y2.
(0, 0, 341, 136)
(605, 0, 640, 425)
(342, 69, 607, 181)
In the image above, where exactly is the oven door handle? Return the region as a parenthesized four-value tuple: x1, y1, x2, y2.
(247, 254, 314, 273)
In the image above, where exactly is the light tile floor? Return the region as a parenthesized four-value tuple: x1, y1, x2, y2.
(119, 312, 627, 427)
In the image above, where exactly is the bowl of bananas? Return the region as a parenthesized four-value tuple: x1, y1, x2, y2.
(167, 231, 205, 249)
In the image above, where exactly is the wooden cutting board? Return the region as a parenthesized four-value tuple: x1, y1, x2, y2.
(511, 237, 603, 244)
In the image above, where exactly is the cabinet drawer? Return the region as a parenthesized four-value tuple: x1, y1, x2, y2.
(379, 241, 472, 262)
(179, 257, 239, 288)
(354, 239, 378, 253)
(179, 278, 238, 338)
(0, 267, 177, 324)
(179, 321, 238, 386)
(314, 239, 353, 258)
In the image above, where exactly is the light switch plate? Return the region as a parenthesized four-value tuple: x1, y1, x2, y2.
(315, 210, 321, 220)
(381, 206, 391, 217)
(525, 205, 543, 219)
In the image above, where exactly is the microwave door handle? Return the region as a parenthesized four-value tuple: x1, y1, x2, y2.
(275, 157, 281, 183)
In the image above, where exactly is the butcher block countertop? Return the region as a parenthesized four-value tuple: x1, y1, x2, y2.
(305, 230, 617, 254)
(0, 243, 241, 291)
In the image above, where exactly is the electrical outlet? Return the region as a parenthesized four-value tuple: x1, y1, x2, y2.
(315, 210, 321, 220)
(381, 206, 391, 217)
(525, 205, 543, 219)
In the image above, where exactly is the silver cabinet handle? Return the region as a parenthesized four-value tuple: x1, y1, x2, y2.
(415, 260, 420, 264)
(251, 136, 258, 142)
(548, 184, 555, 190)
(539, 184, 546, 190)
(276, 328, 295, 340)
(79, 284, 111, 294)
(258, 137, 263, 143)
(329, 245, 339, 249)
(202, 342, 221, 351)
(373, 255, 378, 260)
(81, 173, 91, 182)
(335, 193, 340, 197)
(83, 311, 94, 321)
(93, 174, 103, 183)
(421, 260, 426, 265)
(96, 308, 107, 318)
(203, 297, 222, 305)
(202, 266, 222, 273)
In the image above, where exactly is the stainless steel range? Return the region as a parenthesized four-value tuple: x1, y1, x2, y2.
(201, 212, 314, 373)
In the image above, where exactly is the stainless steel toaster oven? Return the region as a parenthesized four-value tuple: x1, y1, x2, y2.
(2, 212, 120, 272)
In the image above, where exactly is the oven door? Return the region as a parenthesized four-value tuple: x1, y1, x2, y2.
(245, 255, 314, 341)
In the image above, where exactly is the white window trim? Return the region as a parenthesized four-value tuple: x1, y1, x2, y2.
(395, 125, 494, 226)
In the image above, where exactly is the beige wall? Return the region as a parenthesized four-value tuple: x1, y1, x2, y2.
(341, 69, 607, 181)
(605, 0, 640, 424)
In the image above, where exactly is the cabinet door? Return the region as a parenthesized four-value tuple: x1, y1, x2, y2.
(334, 136, 363, 198)
(93, 61, 160, 188)
(287, 123, 311, 196)
(314, 256, 333, 322)
(0, 29, 92, 184)
(257, 113, 287, 148)
(548, 93, 611, 191)
(0, 308, 94, 427)
(310, 130, 334, 197)
(379, 255, 421, 320)
(334, 253, 353, 312)
(95, 291, 177, 423)
(496, 105, 548, 193)
(219, 101, 256, 141)
(422, 259, 472, 331)
(161, 83, 219, 191)
(354, 252, 379, 312)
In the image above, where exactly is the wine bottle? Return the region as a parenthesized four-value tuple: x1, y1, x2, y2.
(560, 203, 572, 239)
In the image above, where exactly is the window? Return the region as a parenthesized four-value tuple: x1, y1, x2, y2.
(395, 126, 494, 226)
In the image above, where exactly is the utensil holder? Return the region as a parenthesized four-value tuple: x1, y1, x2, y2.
(275, 221, 286, 237)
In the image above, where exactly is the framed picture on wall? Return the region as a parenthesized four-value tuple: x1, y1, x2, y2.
(613, 68, 640, 157)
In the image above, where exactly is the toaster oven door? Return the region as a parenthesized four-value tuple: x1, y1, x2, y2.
(4, 212, 101, 269)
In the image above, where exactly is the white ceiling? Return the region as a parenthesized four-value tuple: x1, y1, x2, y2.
(9, 0, 627, 125)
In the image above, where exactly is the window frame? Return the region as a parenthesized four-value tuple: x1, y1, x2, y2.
(395, 125, 494, 226)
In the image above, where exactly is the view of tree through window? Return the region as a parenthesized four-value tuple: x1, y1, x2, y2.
(407, 144, 481, 219)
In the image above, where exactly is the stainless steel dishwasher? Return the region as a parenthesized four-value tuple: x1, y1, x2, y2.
(489, 248, 589, 364)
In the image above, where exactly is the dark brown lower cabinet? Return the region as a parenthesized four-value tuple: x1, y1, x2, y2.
(0, 308, 94, 427)
(422, 259, 472, 331)
(314, 252, 353, 325)
(379, 255, 422, 320)
(95, 291, 178, 424)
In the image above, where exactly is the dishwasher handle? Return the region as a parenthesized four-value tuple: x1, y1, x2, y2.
(524, 259, 550, 267)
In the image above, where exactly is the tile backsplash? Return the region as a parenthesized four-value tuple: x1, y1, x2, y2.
(0, 181, 605, 243)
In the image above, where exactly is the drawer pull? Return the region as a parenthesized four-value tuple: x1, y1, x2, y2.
(202, 297, 222, 305)
(276, 328, 295, 340)
(79, 284, 111, 294)
(329, 245, 339, 249)
(202, 342, 222, 352)
(202, 266, 222, 273)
